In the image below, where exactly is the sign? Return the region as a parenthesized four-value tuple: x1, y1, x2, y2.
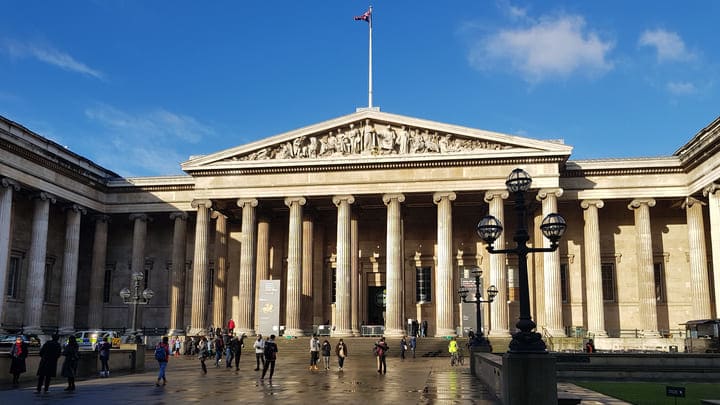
(460, 277, 483, 302)
(666, 386, 685, 398)
(258, 280, 281, 337)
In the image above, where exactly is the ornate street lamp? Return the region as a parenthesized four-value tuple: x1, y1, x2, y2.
(476, 168, 566, 353)
(458, 266, 498, 352)
(120, 272, 154, 336)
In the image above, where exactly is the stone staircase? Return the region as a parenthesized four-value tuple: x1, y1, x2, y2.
(255, 336, 466, 358)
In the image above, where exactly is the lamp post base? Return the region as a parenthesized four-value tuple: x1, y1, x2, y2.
(508, 330, 547, 353)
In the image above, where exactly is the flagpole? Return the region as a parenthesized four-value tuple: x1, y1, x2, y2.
(368, 5, 373, 109)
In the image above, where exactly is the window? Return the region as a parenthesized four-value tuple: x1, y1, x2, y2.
(44, 257, 56, 303)
(103, 263, 114, 303)
(143, 259, 153, 290)
(416, 266, 432, 303)
(331, 267, 336, 304)
(208, 262, 215, 304)
(7, 255, 22, 298)
(601, 263, 616, 302)
(654, 262, 666, 302)
(560, 263, 569, 303)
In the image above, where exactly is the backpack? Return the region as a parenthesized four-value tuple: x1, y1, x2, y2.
(263, 341, 277, 360)
(375, 343, 385, 357)
(154, 344, 166, 361)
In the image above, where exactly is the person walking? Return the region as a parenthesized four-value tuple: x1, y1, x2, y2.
(321, 339, 331, 370)
(214, 334, 224, 368)
(198, 336, 209, 374)
(260, 335, 278, 381)
(230, 333, 244, 370)
(253, 334, 265, 371)
(9, 335, 29, 388)
(225, 333, 234, 369)
(36, 334, 62, 393)
(335, 338, 348, 371)
(97, 336, 112, 377)
(374, 337, 389, 374)
(309, 334, 320, 371)
(155, 336, 170, 386)
(421, 320, 428, 337)
(400, 335, 408, 361)
(61, 336, 80, 391)
(409, 334, 417, 358)
(174, 338, 181, 357)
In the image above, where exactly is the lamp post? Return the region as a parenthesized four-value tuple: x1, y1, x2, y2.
(119, 272, 154, 335)
(458, 266, 498, 352)
(476, 168, 566, 353)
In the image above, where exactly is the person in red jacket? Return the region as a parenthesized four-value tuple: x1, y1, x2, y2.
(227, 319, 235, 334)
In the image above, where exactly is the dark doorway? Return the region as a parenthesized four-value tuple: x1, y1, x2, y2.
(367, 286, 386, 325)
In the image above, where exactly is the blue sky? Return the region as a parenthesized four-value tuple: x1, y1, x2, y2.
(1, 1, 718, 177)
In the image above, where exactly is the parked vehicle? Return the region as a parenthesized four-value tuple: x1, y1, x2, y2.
(72, 330, 120, 350)
(0, 334, 41, 348)
(683, 319, 720, 353)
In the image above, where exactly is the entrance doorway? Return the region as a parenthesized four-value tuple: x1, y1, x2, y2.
(367, 286, 386, 325)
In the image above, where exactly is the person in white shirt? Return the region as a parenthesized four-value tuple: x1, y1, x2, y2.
(253, 335, 265, 371)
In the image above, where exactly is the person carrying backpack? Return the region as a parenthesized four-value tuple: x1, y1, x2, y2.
(97, 337, 112, 377)
(155, 336, 170, 386)
(374, 337, 389, 374)
(260, 335, 278, 381)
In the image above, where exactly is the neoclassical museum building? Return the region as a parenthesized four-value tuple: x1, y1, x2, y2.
(1, 109, 719, 350)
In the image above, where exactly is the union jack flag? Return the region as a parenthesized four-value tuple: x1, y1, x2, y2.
(354, 8, 371, 22)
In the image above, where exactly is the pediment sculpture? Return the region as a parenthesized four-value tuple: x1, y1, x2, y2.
(229, 119, 512, 161)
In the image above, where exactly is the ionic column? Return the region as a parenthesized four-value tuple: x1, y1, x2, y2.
(254, 216, 270, 332)
(704, 184, 720, 317)
(537, 188, 565, 337)
(302, 213, 315, 332)
(351, 214, 360, 335)
(684, 197, 712, 319)
(87, 215, 110, 330)
(23, 192, 56, 335)
(485, 190, 511, 337)
(212, 211, 228, 331)
(433, 192, 456, 337)
(168, 212, 188, 335)
(581, 200, 607, 337)
(58, 204, 86, 335)
(284, 196, 306, 337)
(128, 213, 149, 332)
(628, 198, 659, 336)
(190, 200, 212, 336)
(333, 195, 355, 337)
(0, 179, 19, 334)
(237, 198, 258, 335)
(383, 193, 405, 337)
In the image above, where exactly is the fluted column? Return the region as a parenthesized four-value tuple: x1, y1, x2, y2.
(485, 190, 511, 337)
(190, 200, 212, 336)
(212, 211, 228, 331)
(284, 196, 306, 337)
(581, 200, 607, 337)
(168, 212, 188, 335)
(333, 195, 355, 337)
(684, 197, 712, 319)
(302, 213, 314, 333)
(58, 204, 86, 335)
(23, 192, 56, 335)
(128, 213, 149, 332)
(537, 188, 565, 337)
(433, 192, 456, 336)
(254, 216, 271, 332)
(87, 215, 110, 330)
(383, 193, 405, 337)
(628, 198, 659, 337)
(351, 214, 360, 335)
(237, 198, 258, 335)
(0, 179, 19, 334)
(704, 184, 720, 317)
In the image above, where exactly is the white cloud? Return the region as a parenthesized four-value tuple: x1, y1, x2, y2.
(469, 15, 614, 82)
(638, 29, 695, 63)
(1, 39, 103, 79)
(666, 81, 697, 95)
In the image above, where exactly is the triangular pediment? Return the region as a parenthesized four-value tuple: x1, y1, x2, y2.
(181, 110, 572, 172)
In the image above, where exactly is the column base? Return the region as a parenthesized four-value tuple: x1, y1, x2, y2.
(351, 328, 360, 336)
(384, 327, 405, 337)
(332, 328, 353, 337)
(23, 326, 43, 335)
(588, 329, 608, 338)
(488, 329, 511, 337)
(58, 327, 75, 336)
(435, 328, 455, 337)
(544, 327, 567, 338)
(284, 328, 305, 337)
(168, 329, 186, 336)
(189, 327, 207, 336)
(642, 330, 661, 338)
(237, 328, 255, 337)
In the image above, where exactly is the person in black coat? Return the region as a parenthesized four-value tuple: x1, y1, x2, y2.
(36, 334, 62, 392)
(9, 335, 29, 387)
(61, 336, 80, 391)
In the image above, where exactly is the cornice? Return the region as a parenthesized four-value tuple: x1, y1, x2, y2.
(562, 158, 684, 178)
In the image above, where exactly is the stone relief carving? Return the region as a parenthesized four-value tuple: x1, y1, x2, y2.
(230, 120, 511, 161)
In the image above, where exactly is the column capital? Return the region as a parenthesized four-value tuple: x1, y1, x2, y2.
(682, 196, 706, 209)
(129, 213, 149, 222)
(433, 191, 457, 204)
(536, 188, 563, 201)
(484, 190, 509, 203)
(284, 196, 307, 207)
(31, 191, 57, 204)
(332, 194, 355, 206)
(92, 214, 111, 223)
(628, 198, 656, 210)
(580, 199, 605, 210)
(65, 204, 87, 215)
(382, 193, 405, 205)
(191, 199, 213, 209)
(169, 211, 188, 221)
(237, 198, 259, 208)
(703, 183, 720, 197)
(0, 177, 20, 191)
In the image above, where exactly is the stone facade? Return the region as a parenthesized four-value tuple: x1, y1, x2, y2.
(1, 110, 719, 347)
